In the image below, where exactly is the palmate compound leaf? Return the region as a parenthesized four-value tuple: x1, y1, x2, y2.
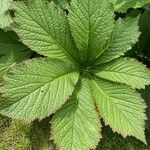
(92, 17, 140, 65)
(91, 76, 147, 144)
(110, 0, 150, 12)
(68, 0, 114, 63)
(0, 29, 30, 81)
(0, 0, 149, 149)
(0, 59, 79, 121)
(12, 0, 79, 63)
(52, 77, 100, 150)
(93, 57, 150, 89)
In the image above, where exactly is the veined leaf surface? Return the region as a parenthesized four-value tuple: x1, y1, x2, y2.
(52, 77, 100, 150)
(0, 59, 79, 121)
(91, 77, 147, 143)
(13, 0, 79, 63)
(0, 0, 13, 29)
(68, 0, 114, 63)
(94, 18, 140, 65)
(110, 0, 150, 12)
(94, 58, 150, 89)
(0, 29, 30, 81)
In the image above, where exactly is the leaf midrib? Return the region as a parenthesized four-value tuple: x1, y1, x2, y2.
(5, 70, 78, 105)
(15, 3, 77, 64)
(97, 69, 150, 80)
(91, 21, 135, 64)
(92, 78, 142, 136)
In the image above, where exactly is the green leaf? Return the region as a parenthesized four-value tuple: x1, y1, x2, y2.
(0, 0, 13, 29)
(0, 12, 13, 30)
(54, 0, 70, 8)
(13, 0, 79, 63)
(0, 59, 79, 121)
(94, 58, 150, 89)
(91, 76, 147, 144)
(52, 77, 100, 150)
(140, 86, 150, 131)
(68, 0, 114, 63)
(94, 17, 140, 65)
(0, 0, 12, 14)
(0, 29, 30, 81)
(110, 0, 150, 12)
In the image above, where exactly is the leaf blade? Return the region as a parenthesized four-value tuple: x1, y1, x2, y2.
(94, 58, 150, 89)
(110, 0, 150, 12)
(0, 29, 30, 81)
(0, 0, 13, 29)
(52, 77, 101, 150)
(68, 0, 114, 63)
(94, 17, 140, 65)
(0, 59, 79, 121)
(91, 76, 147, 143)
(13, 0, 79, 63)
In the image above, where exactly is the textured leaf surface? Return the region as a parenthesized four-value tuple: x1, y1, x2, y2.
(13, 0, 79, 63)
(52, 77, 100, 150)
(0, 29, 30, 81)
(91, 77, 147, 143)
(0, 0, 12, 14)
(94, 58, 150, 89)
(0, 0, 13, 29)
(94, 18, 140, 65)
(140, 86, 150, 131)
(68, 0, 114, 63)
(0, 12, 13, 29)
(0, 59, 79, 121)
(55, 0, 70, 8)
(110, 0, 150, 12)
